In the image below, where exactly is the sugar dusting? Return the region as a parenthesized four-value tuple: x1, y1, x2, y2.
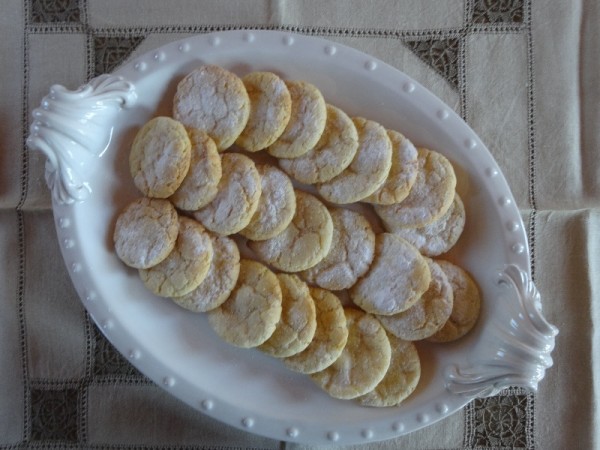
(317, 117, 392, 203)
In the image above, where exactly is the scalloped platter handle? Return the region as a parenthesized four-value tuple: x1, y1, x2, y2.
(27, 74, 137, 205)
(444, 264, 558, 397)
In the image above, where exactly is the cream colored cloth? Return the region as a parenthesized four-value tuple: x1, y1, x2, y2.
(0, 1, 598, 449)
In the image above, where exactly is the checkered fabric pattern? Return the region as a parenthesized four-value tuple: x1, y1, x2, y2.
(1, 0, 597, 449)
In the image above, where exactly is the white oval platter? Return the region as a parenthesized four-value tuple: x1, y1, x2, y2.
(27, 30, 557, 445)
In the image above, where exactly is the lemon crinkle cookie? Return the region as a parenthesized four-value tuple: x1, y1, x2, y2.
(239, 164, 296, 241)
(350, 233, 431, 316)
(284, 287, 348, 374)
(267, 80, 327, 158)
(427, 260, 481, 343)
(129, 116, 191, 198)
(113, 197, 179, 270)
(377, 258, 453, 341)
(363, 129, 418, 205)
(357, 334, 421, 407)
(375, 147, 456, 229)
(169, 128, 222, 211)
(193, 153, 262, 236)
(317, 117, 392, 204)
(235, 71, 292, 151)
(278, 104, 359, 184)
(248, 190, 333, 272)
(173, 65, 250, 151)
(300, 208, 375, 291)
(139, 216, 213, 298)
(311, 308, 391, 400)
(259, 274, 317, 358)
(392, 194, 466, 257)
(207, 259, 282, 348)
(171, 234, 240, 313)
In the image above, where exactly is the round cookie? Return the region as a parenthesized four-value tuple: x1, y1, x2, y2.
(267, 80, 327, 158)
(278, 104, 359, 184)
(235, 71, 292, 151)
(393, 194, 466, 257)
(375, 147, 456, 229)
(377, 258, 453, 341)
(129, 116, 191, 198)
(169, 128, 222, 211)
(248, 190, 333, 272)
(363, 130, 418, 205)
(284, 287, 348, 374)
(259, 274, 317, 358)
(427, 260, 481, 343)
(193, 153, 262, 236)
(207, 259, 282, 348)
(171, 234, 240, 313)
(317, 117, 392, 204)
(239, 164, 296, 241)
(173, 65, 250, 150)
(113, 198, 179, 269)
(357, 334, 421, 407)
(300, 208, 375, 291)
(350, 233, 431, 316)
(311, 308, 391, 400)
(139, 217, 213, 298)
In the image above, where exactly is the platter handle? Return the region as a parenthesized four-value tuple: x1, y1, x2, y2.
(444, 264, 558, 397)
(27, 74, 137, 205)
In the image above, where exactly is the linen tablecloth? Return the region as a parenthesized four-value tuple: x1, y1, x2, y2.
(1, 1, 597, 449)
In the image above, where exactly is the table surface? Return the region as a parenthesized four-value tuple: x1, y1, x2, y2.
(1, 1, 598, 449)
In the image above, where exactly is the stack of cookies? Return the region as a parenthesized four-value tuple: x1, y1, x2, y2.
(112, 65, 481, 407)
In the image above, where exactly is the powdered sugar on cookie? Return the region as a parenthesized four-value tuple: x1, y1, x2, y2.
(240, 164, 296, 241)
(193, 153, 261, 235)
(300, 208, 375, 291)
(317, 117, 392, 204)
(350, 233, 431, 315)
(375, 147, 456, 229)
(278, 104, 358, 184)
(173, 65, 250, 150)
(267, 80, 327, 158)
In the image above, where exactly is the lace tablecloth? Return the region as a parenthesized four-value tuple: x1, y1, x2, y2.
(1, 1, 597, 449)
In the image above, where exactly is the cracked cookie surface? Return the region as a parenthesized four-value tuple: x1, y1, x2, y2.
(207, 259, 282, 348)
(317, 117, 392, 204)
(357, 334, 421, 407)
(171, 234, 240, 313)
(377, 258, 453, 340)
(300, 208, 375, 291)
(139, 216, 213, 298)
(113, 197, 179, 269)
(364, 130, 419, 205)
(239, 164, 296, 241)
(267, 80, 327, 158)
(129, 116, 191, 198)
(235, 71, 292, 151)
(173, 65, 250, 150)
(375, 147, 456, 229)
(350, 233, 431, 316)
(278, 104, 358, 184)
(259, 274, 317, 358)
(311, 308, 391, 400)
(248, 190, 333, 272)
(193, 152, 262, 236)
(169, 128, 222, 211)
(427, 260, 481, 343)
(284, 287, 348, 374)
(393, 194, 466, 257)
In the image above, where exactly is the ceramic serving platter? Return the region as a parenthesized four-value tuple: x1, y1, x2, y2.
(27, 30, 557, 445)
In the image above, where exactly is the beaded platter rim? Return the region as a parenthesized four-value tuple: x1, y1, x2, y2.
(28, 30, 557, 445)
